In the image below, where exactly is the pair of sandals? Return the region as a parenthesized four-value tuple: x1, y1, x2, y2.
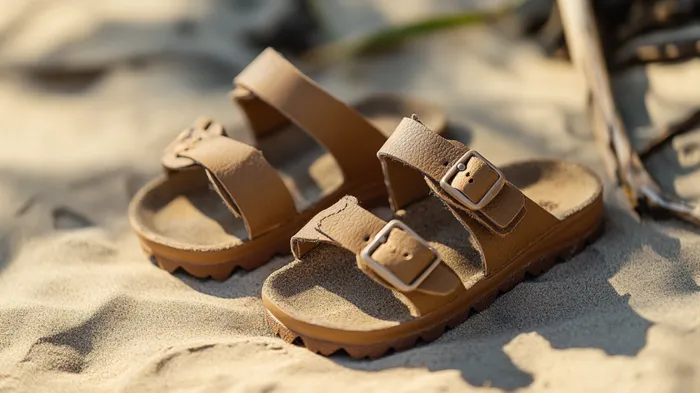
(129, 48, 604, 359)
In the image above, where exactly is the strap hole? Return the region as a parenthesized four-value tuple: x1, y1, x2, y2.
(468, 179, 474, 183)
(363, 235, 370, 242)
(465, 172, 471, 177)
(442, 161, 449, 167)
(403, 252, 412, 260)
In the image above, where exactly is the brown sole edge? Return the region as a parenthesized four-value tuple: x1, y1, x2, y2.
(265, 219, 605, 359)
(141, 238, 293, 280)
(137, 184, 390, 281)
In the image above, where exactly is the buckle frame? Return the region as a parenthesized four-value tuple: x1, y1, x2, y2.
(360, 219, 441, 292)
(439, 150, 505, 210)
(168, 120, 225, 154)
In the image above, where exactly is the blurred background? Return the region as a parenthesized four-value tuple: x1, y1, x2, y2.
(0, 0, 698, 227)
(0, 0, 514, 172)
(0, 0, 533, 233)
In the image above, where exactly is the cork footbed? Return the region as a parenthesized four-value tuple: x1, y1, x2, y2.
(262, 160, 604, 356)
(128, 95, 445, 278)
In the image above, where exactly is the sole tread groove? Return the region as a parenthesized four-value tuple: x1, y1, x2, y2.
(143, 246, 290, 280)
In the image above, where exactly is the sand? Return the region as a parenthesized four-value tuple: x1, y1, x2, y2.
(1, 1, 700, 392)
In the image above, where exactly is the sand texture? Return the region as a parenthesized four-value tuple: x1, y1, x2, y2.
(1, 1, 700, 392)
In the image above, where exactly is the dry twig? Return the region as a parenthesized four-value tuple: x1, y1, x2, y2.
(558, 0, 700, 225)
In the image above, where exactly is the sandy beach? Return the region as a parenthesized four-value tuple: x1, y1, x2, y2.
(1, 1, 699, 392)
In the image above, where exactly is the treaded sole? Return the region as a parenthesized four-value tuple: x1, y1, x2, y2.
(266, 220, 605, 359)
(138, 184, 389, 280)
(140, 239, 292, 281)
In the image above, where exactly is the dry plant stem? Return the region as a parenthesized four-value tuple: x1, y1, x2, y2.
(558, 0, 700, 226)
(639, 108, 700, 158)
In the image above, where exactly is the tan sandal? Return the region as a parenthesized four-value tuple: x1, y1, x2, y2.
(128, 49, 445, 279)
(262, 115, 604, 358)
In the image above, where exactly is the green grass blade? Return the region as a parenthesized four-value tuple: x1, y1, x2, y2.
(304, 6, 516, 65)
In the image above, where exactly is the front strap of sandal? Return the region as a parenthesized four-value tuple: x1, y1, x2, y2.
(291, 196, 465, 316)
(378, 116, 561, 275)
(161, 120, 297, 240)
(232, 48, 388, 185)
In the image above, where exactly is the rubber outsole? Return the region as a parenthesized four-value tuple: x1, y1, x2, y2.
(265, 220, 605, 359)
(137, 183, 389, 280)
(142, 239, 292, 280)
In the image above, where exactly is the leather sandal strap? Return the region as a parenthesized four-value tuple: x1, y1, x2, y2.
(379, 116, 561, 275)
(161, 121, 297, 240)
(291, 196, 465, 316)
(378, 116, 526, 233)
(232, 48, 387, 183)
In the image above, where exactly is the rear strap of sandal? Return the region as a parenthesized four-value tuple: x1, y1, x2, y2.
(378, 117, 527, 233)
(378, 117, 561, 275)
(232, 48, 388, 184)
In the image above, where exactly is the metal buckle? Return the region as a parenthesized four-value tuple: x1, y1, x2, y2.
(360, 219, 441, 292)
(171, 129, 205, 154)
(167, 120, 224, 155)
(439, 150, 505, 211)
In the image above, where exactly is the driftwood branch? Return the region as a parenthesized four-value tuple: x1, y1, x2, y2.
(558, 0, 700, 226)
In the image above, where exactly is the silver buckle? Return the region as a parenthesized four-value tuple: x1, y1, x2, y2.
(168, 120, 225, 155)
(439, 150, 505, 210)
(360, 219, 441, 292)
